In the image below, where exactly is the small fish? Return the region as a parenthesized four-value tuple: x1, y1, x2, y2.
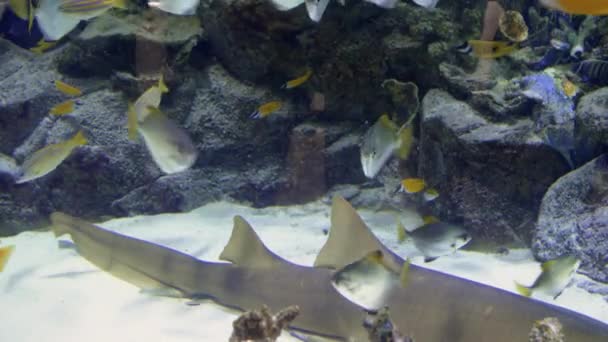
(282, 69, 312, 89)
(467, 40, 518, 59)
(331, 250, 409, 311)
(59, 0, 127, 15)
(55, 80, 82, 97)
(148, 0, 199, 15)
(133, 76, 169, 122)
(29, 39, 58, 54)
(423, 188, 439, 201)
(16, 130, 88, 184)
(49, 99, 75, 116)
(399, 178, 426, 194)
(250, 101, 282, 119)
(138, 106, 197, 174)
(0, 245, 15, 272)
(562, 79, 578, 98)
(539, 0, 608, 15)
(400, 221, 471, 262)
(360, 114, 415, 179)
(0, 152, 21, 179)
(515, 255, 580, 299)
(575, 59, 608, 85)
(9, 0, 34, 31)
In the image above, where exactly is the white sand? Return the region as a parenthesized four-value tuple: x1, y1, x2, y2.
(1, 200, 607, 342)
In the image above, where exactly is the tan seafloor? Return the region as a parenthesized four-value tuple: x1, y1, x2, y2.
(0, 200, 607, 342)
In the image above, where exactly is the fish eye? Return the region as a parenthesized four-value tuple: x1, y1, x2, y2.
(450, 243, 456, 248)
(460, 234, 470, 241)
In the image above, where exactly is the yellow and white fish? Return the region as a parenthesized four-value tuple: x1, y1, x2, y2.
(147, 0, 199, 15)
(423, 188, 439, 201)
(36, 0, 127, 41)
(132, 76, 169, 123)
(397, 220, 471, 262)
(515, 255, 580, 300)
(331, 250, 409, 311)
(399, 178, 426, 194)
(16, 130, 88, 184)
(250, 101, 283, 119)
(136, 106, 197, 174)
(55, 80, 82, 97)
(539, 0, 608, 15)
(360, 114, 415, 179)
(282, 69, 312, 89)
(49, 99, 75, 116)
(0, 245, 15, 272)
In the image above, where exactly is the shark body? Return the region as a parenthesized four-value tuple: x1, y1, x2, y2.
(50, 197, 608, 342)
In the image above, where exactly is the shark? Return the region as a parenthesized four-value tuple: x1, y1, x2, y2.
(49, 196, 608, 342)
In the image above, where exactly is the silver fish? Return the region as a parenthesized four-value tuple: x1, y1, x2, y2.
(400, 221, 471, 262)
(516, 255, 580, 299)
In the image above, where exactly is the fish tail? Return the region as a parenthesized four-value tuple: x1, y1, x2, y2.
(514, 281, 532, 297)
(158, 76, 169, 93)
(399, 259, 411, 287)
(0, 245, 15, 272)
(113, 0, 128, 9)
(49, 212, 76, 237)
(127, 102, 138, 140)
(397, 221, 407, 243)
(72, 130, 88, 146)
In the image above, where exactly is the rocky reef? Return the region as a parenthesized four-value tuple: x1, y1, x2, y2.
(0, 0, 607, 284)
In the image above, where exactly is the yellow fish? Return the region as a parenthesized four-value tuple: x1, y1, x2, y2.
(468, 40, 518, 59)
(282, 69, 313, 89)
(562, 79, 578, 98)
(55, 80, 82, 97)
(59, 0, 127, 15)
(0, 245, 15, 272)
(132, 76, 169, 123)
(29, 39, 58, 55)
(539, 0, 608, 15)
(400, 178, 426, 194)
(50, 100, 75, 116)
(16, 130, 88, 184)
(9, 0, 34, 31)
(397, 221, 407, 243)
(250, 101, 282, 119)
(423, 188, 439, 201)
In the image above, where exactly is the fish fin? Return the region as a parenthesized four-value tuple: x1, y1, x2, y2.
(158, 76, 169, 93)
(219, 215, 290, 268)
(541, 259, 558, 272)
(50, 212, 76, 237)
(314, 196, 387, 269)
(424, 256, 438, 263)
(71, 130, 88, 146)
(396, 221, 407, 243)
(396, 124, 414, 159)
(378, 113, 398, 131)
(112, 0, 128, 9)
(422, 215, 440, 225)
(127, 102, 138, 141)
(515, 281, 532, 297)
(27, 0, 34, 32)
(140, 287, 184, 298)
(399, 259, 410, 287)
(0, 245, 15, 272)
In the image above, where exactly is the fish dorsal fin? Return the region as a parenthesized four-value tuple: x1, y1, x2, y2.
(314, 196, 387, 269)
(219, 216, 288, 268)
(541, 259, 557, 272)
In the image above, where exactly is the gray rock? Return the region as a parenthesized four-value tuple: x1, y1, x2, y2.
(419, 89, 570, 244)
(532, 155, 608, 283)
(575, 88, 608, 165)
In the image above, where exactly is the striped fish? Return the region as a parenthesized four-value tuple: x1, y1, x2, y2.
(59, 0, 126, 14)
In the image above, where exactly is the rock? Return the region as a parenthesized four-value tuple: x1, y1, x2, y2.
(575, 88, 608, 165)
(419, 89, 570, 243)
(532, 155, 608, 283)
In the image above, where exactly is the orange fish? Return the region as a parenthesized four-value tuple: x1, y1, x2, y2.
(55, 80, 82, 97)
(250, 101, 283, 119)
(50, 100, 75, 116)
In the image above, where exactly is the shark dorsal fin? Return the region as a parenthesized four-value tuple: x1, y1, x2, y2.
(219, 215, 288, 268)
(314, 196, 387, 269)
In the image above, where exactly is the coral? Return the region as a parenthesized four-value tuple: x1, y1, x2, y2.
(499, 10, 528, 43)
(529, 317, 565, 342)
(363, 307, 414, 342)
(229, 305, 300, 342)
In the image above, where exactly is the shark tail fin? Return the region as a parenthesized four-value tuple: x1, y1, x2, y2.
(515, 281, 532, 297)
(314, 196, 387, 270)
(219, 216, 287, 268)
(0, 245, 15, 272)
(50, 212, 78, 237)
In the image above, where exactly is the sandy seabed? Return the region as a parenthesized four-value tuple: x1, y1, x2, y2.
(1, 200, 607, 342)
